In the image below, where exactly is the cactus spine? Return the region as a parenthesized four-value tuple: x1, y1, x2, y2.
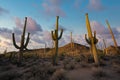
(85, 13, 99, 65)
(51, 16, 63, 65)
(12, 17, 30, 64)
(106, 20, 118, 48)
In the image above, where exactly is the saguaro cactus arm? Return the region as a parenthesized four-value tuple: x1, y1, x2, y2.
(58, 29, 63, 40)
(85, 34, 91, 44)
(51, 31, 56, 40)
(12, 33, 20, 49)
(24, 33, 30, 48)
(93, 31, 98, 44)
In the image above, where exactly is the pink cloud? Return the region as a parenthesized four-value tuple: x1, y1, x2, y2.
(74, 0, 84, 8)
(14, 17, 42, 33)
(90, 21, 109, 34)
(41, 0, 66, 17)
(88, 0, 104, 11)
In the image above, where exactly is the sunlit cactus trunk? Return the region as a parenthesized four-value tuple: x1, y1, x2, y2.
(12, 17, 30, 65)
(85, 13, 99, 65)
(51, 16, 63, 65)
(106, 20, 118, 47)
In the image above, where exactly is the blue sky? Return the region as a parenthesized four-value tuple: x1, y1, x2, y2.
(0, 0, 120, 52)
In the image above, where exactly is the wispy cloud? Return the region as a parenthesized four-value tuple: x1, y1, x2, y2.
(0, 6, 9, 15)
(14, 17, 43, 33)
(41, 0, 66, 17)
(88, 0, 104, 11)
(90, 21, 120, 46)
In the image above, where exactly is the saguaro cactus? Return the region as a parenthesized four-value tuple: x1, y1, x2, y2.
(85, 13, 99, 65)
(44, 43, 46, 54)
(51, 16, 63, 65)
(103, 39, 107, 54)
(106, 20, 118, 48)
(71, 32, 74, 48)
(12, 17, 30, 64)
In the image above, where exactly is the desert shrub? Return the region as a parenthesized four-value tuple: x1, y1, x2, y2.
(64, 62, 75, 70)
(22, 72, 33, 80)
(87, 55, 94, 63)
(29, 65, 50, 80)
(92, 69, 108, 79)
(74, 56, 81, 62)
(4, 52, 17, 59)
(47, 66, 56, 75)
(23, 52, 34, 59)
(98, 52, 105, 59)
(50, 69, 68, 80)
(74, 54, 85, 62)
(63, 59, 69, 65)
(0, 70, 21, 80)
(59, 52, 66, 60)
(80, 61, 90, 68)
(28, 64, 56, 80)
(0, 66, 13, 72)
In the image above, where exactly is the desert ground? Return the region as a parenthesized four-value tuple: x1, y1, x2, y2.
(0, 43, 120, 80)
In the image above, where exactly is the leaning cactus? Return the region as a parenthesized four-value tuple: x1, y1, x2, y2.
(106, 20, 118, 48)
(12, 17, 30, 65)
(85, 13, 99, 65)
(51, 16, 63, 65)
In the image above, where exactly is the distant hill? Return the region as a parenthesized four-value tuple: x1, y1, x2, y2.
(59, 42, 89, 53)
(4, 43, 90, 57)
(105, 45, 120, 55)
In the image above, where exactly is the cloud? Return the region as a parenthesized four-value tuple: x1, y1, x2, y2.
(0, 27, 14, 52)
(88, 0, 104, 11)
(90, 21, 109, 35)
(14, 17, 43, 33)
(0, 6, 9, 15)
(41, 0, 66, 17)
(0, 27, 12, 39)
(74, 0, 84, 8)
(90, 21, 120, 47)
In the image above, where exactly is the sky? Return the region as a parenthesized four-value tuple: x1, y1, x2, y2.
(0, 0, 120, 53)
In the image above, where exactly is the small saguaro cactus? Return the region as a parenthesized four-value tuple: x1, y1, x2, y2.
(85, 13, 99, 65)
(103, 39, 107, 54)
(51, 16, 63, 65)
(12, 17, 30, 64)
(70, 32, 74, 48)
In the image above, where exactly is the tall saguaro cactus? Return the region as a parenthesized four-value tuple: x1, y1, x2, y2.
(85, 13, 99, 65)
(12, 17, 30, 64)
(51, 16, 63, 65)
(106, 20, 118, 48)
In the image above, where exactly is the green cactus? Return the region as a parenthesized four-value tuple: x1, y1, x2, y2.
(85, 13, 99, 65)
(12, 17, 30, 65)
(51, 16, 63, 65)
